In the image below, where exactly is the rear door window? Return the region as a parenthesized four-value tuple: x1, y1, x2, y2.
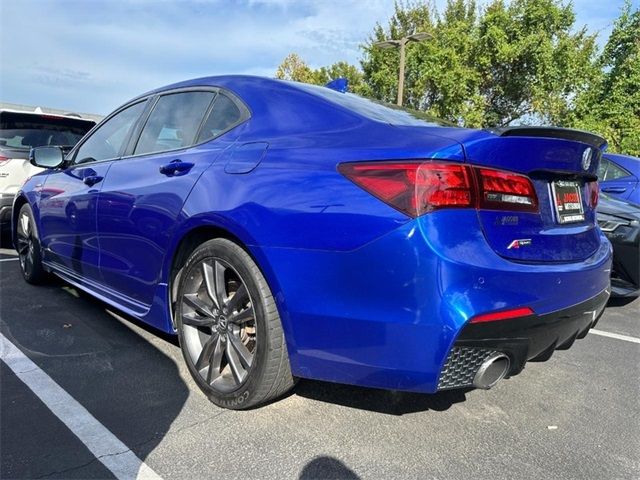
(604, 160, 631, 180)
(599, 157, 632, 181)
(134, 91, 215, 156)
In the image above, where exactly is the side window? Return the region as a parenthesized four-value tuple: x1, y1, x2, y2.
(134, 91, 215, 156)
(196, 94, 243, 143)
(597, 158, 609, 180)
(604, 160, 630, 181)
(74, 101, 146, 164)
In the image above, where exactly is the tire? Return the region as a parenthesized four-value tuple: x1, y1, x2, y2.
(175, 238, 294, 409)
(16, 204, 48, 285)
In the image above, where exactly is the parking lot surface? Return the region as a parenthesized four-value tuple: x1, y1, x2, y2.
(1, 246, 639, 479)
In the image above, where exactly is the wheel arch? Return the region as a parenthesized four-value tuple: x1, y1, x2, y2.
(11, 194, 29, 248)
(165, 220, 292, 350)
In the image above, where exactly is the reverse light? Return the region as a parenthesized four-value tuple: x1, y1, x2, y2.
(469, 307, 535, 324)
(338, 160, 538, 217)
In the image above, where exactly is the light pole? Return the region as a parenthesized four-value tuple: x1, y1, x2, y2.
(373, 32, 432, 106)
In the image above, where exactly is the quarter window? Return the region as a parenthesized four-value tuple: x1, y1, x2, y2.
(134, 91, 215, 155)
(74, 101, 146, 164)
(196, 94, 244, 143)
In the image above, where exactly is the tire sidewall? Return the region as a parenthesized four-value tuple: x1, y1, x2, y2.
(176, 239, 272, 409)
(17, 204, 44, 284)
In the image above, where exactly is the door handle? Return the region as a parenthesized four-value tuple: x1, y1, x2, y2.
(159, 159, 195, 176)
(83, 175, 103, 186)
(601, 186, 626, 193)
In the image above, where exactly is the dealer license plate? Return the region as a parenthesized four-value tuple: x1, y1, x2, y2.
(551, 181, 584, 224)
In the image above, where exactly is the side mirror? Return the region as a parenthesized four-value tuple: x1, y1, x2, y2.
(30, 146, 65, 168)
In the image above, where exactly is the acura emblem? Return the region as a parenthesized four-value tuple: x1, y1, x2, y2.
(581, 148, 593, 170)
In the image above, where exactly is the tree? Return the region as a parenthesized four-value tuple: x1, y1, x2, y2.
(275, 53, 324, 84)
(315, 62, 368, 95)
(275, 54, 367, 93)
(360, 0, 598, 127)
(273, 0, 639, 155)
(570, 1, 640, 155)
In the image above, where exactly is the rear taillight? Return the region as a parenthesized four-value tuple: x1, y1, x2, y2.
(338, 162, 474, 217)
(476, 168, 538, 212)
(0, 156, 10, 167)
(339, 160, 538, 217)
(586, 181, 599, 208)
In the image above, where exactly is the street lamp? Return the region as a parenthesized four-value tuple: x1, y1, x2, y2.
(373, 32, 432, 106)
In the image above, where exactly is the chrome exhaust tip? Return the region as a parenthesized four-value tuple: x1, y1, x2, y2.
(473, 353, 510, 389)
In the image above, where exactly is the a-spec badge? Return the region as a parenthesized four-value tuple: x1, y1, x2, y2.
(507, 238, 532, 249)
(582, 147, 593, 171)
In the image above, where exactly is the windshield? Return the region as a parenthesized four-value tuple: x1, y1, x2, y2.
(292, 82, 455, 127)
(0, 112, 94, 150)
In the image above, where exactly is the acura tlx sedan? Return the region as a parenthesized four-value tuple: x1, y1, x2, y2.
(15, 76, 612, 409)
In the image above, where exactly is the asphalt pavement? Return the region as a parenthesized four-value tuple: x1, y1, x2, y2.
(1, 246, 639, 479)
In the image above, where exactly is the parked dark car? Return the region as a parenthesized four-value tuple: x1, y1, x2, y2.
(598, 153, 640, 204)
(597, 193, 640, 297)
(15, 76, 611, 409)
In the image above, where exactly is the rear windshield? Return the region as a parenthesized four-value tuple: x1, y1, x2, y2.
(0, 112, 94, 150)
(293, 82, 454, 127)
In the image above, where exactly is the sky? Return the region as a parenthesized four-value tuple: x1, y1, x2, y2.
(1, 0, 637, 115)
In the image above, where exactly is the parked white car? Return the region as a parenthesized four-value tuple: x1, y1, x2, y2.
(0, 107, 97, 228)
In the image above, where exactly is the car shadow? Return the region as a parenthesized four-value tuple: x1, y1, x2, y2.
(607, 295, 638, 308)
(294, 378, 471, 415)
(0, 262, 189, 479)
(299, 456, 360, 480)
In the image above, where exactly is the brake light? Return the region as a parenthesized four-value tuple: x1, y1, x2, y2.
(339, 160, 538, 217)
(338, 162, 473, 217)
(0, 155, 9, 167)
(586, 181, 599, 208)
(477, 168, 538, 212)
(469, 307, 534, 324)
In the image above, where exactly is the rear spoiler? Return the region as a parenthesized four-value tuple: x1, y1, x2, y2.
(486, 126, 607, 150)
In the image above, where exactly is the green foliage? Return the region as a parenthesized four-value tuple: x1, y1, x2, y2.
(274, 1, 640, 155)
(275, 54, 368, 94)
(274, 53, 324, 85)
(361, 0, 598, 127)
(569, 1, 640, 155)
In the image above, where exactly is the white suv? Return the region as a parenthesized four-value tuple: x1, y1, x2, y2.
(0, 107, 97, 228)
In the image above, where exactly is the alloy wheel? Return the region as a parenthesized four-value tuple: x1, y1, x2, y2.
(180, 257, 257, 392)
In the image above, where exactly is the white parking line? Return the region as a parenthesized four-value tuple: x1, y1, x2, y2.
(0, 332, 162, 480)
(0, 258, 19, 262)
(590, 329, 640, 344)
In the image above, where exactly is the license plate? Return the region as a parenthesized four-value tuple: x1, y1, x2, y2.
(551, 181, 584, 224)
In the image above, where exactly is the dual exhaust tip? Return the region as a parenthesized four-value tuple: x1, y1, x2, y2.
(473, 353, 511, 389)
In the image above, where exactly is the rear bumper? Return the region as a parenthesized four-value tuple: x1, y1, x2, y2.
(438, 287, 609, 390)
(258, 210, 612, 394)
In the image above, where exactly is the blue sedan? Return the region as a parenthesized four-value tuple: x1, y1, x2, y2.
(15, 76, 611, 409)
(598, 153, 640, 204)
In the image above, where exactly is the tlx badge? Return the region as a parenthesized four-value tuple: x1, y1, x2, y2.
(507, 239, 532, 249)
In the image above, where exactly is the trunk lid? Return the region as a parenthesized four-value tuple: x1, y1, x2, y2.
(409, 126, 605, 263)
(464, 127, 604, 263)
